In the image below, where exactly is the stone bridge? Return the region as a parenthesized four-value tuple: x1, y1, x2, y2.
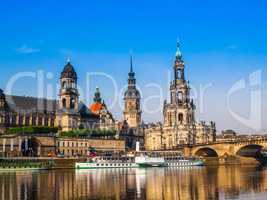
(184, 138, 267, 157)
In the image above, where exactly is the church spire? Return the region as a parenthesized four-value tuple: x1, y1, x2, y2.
(174, 42, 185, 82)
(128, 53, 136, 87)
(130, 53, 133, 73)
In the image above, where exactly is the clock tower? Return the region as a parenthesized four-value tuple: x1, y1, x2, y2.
(123, 55, 141, 128)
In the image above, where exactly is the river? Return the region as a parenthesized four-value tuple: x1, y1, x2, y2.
(0, 166, 267, 200)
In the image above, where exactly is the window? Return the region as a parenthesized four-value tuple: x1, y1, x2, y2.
(177, 69, 182, 79)
(18, 115, 23, 126)
(38, 116, 43, 126)
(44, 117, 49, 126)
(32, 115, 37, 126)
(71, 81, 76, 88)
(62, 81, 67, 89)
(178, 113, 183, 123)
(25, 116, 30, 126)
(11, 115, 16, 125)
(177, 91, 183, 103)
(50, 118, 55, 127)
(70, 97, 75, 109)
(62, 98, 66, 108)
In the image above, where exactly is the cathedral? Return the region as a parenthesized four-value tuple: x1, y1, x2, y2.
(145, 43, 216, 150)
(0, 61, 113, 133)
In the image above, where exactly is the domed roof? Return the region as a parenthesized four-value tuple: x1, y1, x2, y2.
(124, 88, 140, 99)
(61, 61, 77, 80)
(175, 41, 182, 59)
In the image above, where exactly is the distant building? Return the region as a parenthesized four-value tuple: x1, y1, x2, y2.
(145, 43, 216, 150)
(145, 123, 163, 150)
(57, 138, 125, 157)
(0, 61, 99, 133)
(0, 134, 125, 157)
(90, 87, 115, 130)
(222, 129, 237, 138)
(0, 134, 56, 157)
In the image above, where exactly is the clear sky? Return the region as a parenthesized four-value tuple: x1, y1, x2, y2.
(0, 0, 267, 134)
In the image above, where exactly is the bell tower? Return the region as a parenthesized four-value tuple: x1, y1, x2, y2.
(123, 55, 141, 128)
(167, 42, 195, 125)
(57, 60, 79, 131)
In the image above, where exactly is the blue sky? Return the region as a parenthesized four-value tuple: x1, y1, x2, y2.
(0, 0, 267, 133)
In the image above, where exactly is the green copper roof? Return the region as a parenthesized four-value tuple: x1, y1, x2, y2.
(175, 42, 182, 59)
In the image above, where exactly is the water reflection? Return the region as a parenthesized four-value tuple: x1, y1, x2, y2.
(0, 166, 267, 200)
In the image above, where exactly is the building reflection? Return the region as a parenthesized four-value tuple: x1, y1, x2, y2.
(0, 166, 267, 200)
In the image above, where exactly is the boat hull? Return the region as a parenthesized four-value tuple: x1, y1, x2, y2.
(75, 162, 138, 169)
(75, 160, 204, 169)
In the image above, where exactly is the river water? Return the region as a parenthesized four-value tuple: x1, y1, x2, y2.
(0, 166, 267, 200)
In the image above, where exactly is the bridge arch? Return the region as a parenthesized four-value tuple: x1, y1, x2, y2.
(235, 144, 264, 157)
(21, 137, 42, 157)
(194, 147, 219, 157)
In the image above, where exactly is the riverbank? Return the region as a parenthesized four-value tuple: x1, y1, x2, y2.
(0, 155, 264, 171)
(204, 156, 261, 166)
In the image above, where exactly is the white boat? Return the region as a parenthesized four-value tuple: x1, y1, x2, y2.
(75, 156, 138, 169)
(75, 155, 204, 169)
(165, 156, 204, 167)
(135, 155, 165, 167)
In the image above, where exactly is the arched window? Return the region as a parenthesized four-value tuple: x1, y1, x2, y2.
(50, 118, 54, 127)
(177, 69, 181, 79)
(44, 117, 49, 126)
(177, 91, 183, 105)
(62, 98, 66, 108)
(178, 113, 183, 123)
(62, 81, 67, 89)
(25, 115, 30, 126)
(32, 114, 37, 126)
(70, 97, 75, 109)
(71, 81, 75, 88)
(11, 115, 16, 125)
(38, 116, 43, 126)
(18, 115, 23, 126)
(5, 114, 10, 125)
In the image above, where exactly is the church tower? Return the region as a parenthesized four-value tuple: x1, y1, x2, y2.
(123, 55, 141, 128)
(163, 42, 196, 146)
(57, 60, 80, 131)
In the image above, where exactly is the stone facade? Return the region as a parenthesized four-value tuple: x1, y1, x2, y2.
(123, 56, 142, 128)
(0, 92, 57, 133)
(0, 134, 56, 157)
(0, 61, 106, 134)
(57, 138, 125, 156)
(0, 134, 125, 157)
(120, 56, 144, 150)
(145, 43, 216, 150)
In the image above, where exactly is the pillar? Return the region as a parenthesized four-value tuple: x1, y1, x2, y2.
(3, 138, 6, 152)
(184, 146, 192, 157)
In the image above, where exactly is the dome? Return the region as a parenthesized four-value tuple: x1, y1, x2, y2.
(61, 62, 77, 80)
(124, 88, 140, 99)
(175, 41, 183, 59)
(90, 102, 103, 114)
